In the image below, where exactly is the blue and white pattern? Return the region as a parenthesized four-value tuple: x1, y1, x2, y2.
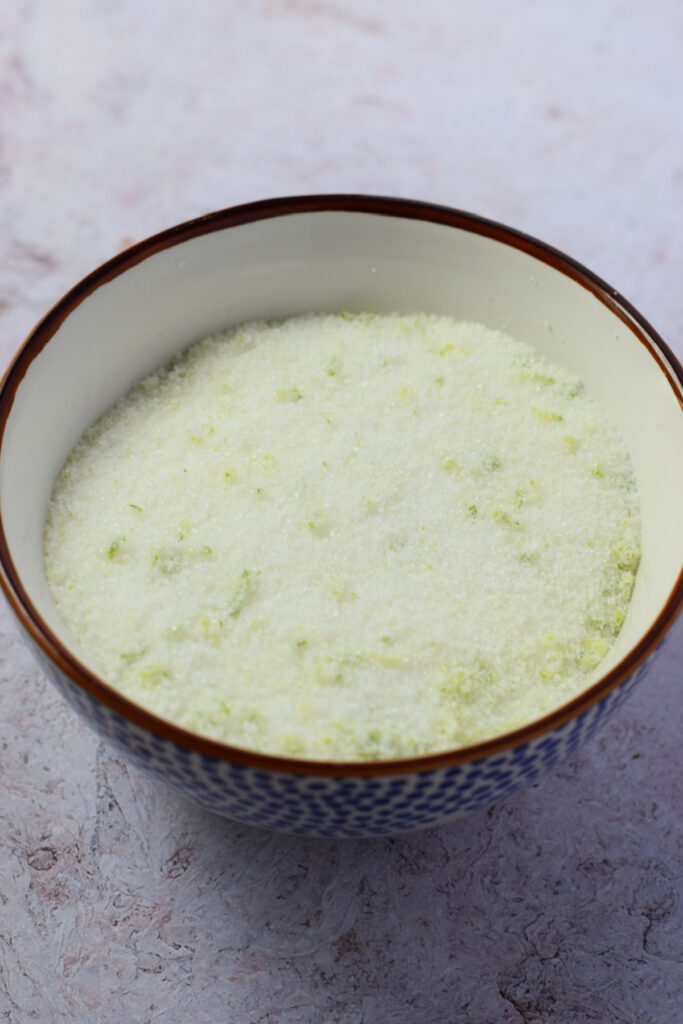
(26, 623, 668, 837)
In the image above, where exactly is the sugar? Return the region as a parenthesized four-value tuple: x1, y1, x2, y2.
(44, 313, 640, 759)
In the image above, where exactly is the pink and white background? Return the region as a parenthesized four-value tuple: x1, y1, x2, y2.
(1, 2, 682, 1021)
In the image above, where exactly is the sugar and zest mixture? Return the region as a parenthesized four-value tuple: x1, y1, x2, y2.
(44, 313, 640, 760)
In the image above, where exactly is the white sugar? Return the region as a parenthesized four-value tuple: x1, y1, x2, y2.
(44, 313, 640, 759)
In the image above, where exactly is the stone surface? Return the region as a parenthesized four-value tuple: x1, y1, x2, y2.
(1, 2, 682, 1021)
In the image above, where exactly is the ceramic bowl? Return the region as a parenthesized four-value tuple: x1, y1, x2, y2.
(1, 195, 682, 837)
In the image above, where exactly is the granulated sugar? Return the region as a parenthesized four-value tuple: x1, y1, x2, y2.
(44, 313, 640, 759)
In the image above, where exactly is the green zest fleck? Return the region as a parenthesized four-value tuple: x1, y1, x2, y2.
(120, 649, 146, 666)
(339, 312, 376, 324)
(532, 371, 556, 387)
(360, 495, 379, 513)
(276, 387, 303, 402)
(137, 665, 170, 689)
(128, 503, 143, 512)
(357, 728, 383, 759)
(611, 536, 640, 572)
(532, 406, 564, 423)
(331, 579, 357, 602)
(229, 568, 258, 618)
(106, 537, 125, 559)
(326, 354, 342, 377)
(307, 507, 330, 532)
(493, 507, 520, 528)
(152, 548, 183, 574)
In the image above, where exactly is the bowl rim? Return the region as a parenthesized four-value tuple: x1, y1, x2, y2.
(1, 192, 682, 777)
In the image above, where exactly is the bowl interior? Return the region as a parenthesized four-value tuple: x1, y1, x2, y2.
(2, 203, 682, 713)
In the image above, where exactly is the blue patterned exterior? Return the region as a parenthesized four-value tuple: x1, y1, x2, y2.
(24, 622, 667, 837)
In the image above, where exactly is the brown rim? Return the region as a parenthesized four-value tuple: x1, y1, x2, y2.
(1, 193, 681, 777)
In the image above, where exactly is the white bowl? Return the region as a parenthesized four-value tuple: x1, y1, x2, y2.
(1, 195, 681, 836)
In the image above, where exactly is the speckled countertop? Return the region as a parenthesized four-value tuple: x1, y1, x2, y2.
(1, 3, 682, 1022)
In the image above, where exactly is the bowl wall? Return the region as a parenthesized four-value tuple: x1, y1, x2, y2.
(19, 608, 667, 836)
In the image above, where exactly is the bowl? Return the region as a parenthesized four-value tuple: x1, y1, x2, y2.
(1, 195, 682, 837)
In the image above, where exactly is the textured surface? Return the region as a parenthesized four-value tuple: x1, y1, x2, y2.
(44, 313, 641, 759)
(1, 1, 682, 1021)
